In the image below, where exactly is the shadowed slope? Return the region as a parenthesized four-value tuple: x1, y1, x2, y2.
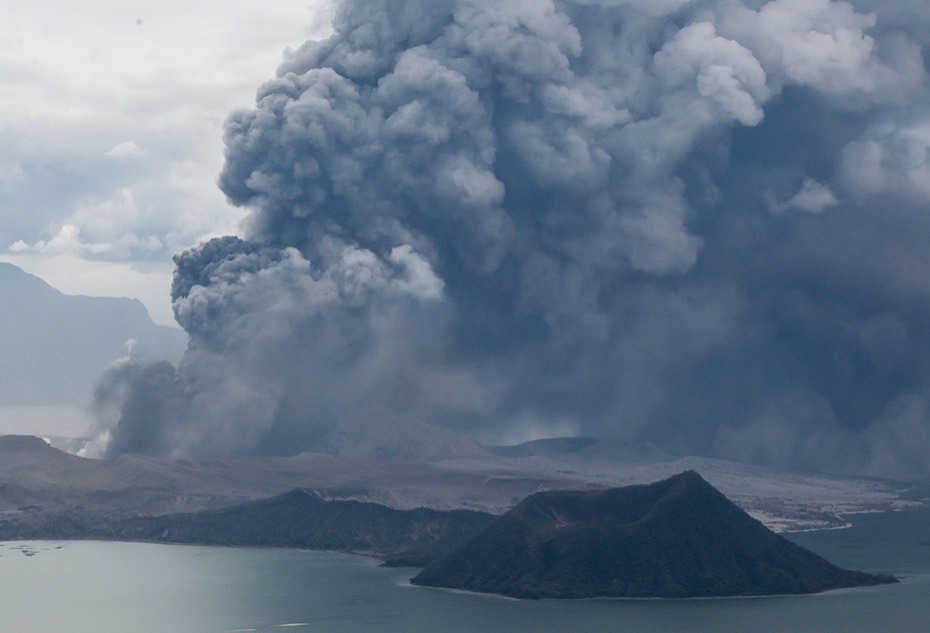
(91, 488, 495, 566)
(412, 471, 896, 598)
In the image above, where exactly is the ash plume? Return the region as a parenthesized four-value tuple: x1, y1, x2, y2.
(94, 0, 930, 478)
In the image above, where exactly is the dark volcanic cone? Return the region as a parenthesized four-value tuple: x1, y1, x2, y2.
(412, 471, 896, 598)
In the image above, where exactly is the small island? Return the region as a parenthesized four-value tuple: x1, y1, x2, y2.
(411, 471, 896, 599)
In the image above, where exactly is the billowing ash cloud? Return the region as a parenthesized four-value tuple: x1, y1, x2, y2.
(94, 0, 930, 478)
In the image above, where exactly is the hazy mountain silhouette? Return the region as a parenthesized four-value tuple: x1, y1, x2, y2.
(0, 263, 186, 405)
(412, 471, 896, 598)
(97, 488, 496, 566)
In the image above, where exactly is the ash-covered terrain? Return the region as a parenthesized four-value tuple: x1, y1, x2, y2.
(0, 434, 917, 547)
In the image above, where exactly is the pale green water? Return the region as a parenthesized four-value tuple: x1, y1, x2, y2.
(1, 508, 928, 633)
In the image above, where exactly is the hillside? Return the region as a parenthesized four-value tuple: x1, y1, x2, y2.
(1, 484, 495, 566)
(119, 489, 495, 565)
(0, 263, 186, 405)
(412, 471, 896, 598)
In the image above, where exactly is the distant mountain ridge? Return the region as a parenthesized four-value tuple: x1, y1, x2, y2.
(94, 488, 496, 566)
(412, 471, 896, 598)
(0, 434, 913, 536)
(485, 436, 672, 464)
(0, 263, 186, 405)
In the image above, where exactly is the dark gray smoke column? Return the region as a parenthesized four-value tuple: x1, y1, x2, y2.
(98, 0, 930, 477)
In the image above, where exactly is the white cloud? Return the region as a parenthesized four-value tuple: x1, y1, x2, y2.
(105, 141, 144, 158)
(654, 22, 769, 127)
(768, 178, 839, 215)
(389, 245, 445, 300)
(839, 117, 930, 199)
(718, 0, 921, 102)
(0, 0, 332, 319)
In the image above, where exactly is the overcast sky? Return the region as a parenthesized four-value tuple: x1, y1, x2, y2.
(0, 0, 331, 325)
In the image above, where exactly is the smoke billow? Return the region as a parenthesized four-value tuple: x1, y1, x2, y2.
(94, 0, 930, 478)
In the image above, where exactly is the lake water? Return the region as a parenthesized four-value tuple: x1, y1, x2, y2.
(1, 507, 929, 633)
